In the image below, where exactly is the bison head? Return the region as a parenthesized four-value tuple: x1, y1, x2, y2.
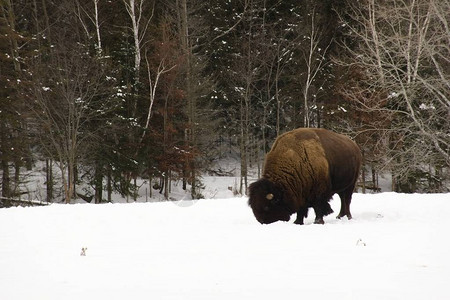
(248, 178, 291, 224)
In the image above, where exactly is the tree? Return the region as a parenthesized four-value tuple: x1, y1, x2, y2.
(75, 0, 104, 55)
(299, 6, 333, 128)
(141, 17, 184, 200)
(0, 0, 33, 201)
(122, 0, 155, 118)
(336, 0, 450, 192)
(168, 0, 214, 198)
(30, 32, 115, 202)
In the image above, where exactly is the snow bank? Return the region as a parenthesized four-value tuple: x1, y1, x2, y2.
(1, 192, 449, 300)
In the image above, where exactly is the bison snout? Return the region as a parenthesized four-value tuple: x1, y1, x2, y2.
(258, 214, 290, 224)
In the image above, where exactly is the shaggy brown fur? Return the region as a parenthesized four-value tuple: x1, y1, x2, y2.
(248, 128, 361, 225)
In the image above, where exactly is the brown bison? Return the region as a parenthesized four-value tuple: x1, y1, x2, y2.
(248, 128, 361, 225)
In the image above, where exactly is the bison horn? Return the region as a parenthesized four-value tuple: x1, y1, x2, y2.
(266, 193, 274, 200)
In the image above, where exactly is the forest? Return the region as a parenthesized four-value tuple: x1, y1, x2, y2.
(0, 0, 449, 204)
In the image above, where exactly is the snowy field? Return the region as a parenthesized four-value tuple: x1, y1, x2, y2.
(1, 192, 450, 300)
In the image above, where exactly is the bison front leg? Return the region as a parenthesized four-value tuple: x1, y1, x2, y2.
(313, 201, 333, 224)
(313, 207, 325, 225)
(294, 207, 308, 225)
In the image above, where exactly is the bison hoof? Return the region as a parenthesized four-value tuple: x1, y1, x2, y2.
(337, 214, 352, 220)
(314, 218, 325, 225)
(294, 220, 304, 225)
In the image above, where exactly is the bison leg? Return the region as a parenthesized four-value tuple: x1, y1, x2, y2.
(294, 207, 308, 225)
(337, 187, 354, 220)
(313, 200, 333, 224)
(314, 217, 325, 224)
(313, 207, 325, 224)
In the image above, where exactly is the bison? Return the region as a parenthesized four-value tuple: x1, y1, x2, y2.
(248, 128, 361, 225)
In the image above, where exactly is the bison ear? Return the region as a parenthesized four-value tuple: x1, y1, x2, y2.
(266, 193, 274, 200)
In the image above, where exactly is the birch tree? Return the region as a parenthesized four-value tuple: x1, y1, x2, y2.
(140, 47, 177, 145)
(300, 7, 332, 128)
(122, 0, 154, 117)
(75, 0, 103, 54)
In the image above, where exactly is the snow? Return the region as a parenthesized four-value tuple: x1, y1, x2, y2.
(388, 91, 400, 98)
(419, 103, 436, 110)
(1, 191, 450, 299)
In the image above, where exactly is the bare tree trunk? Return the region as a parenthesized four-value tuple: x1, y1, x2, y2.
(1, 0, 21, 200)
(94, 162, 103, 204)
(301, 8, 332, 128)
(163, 87, 170, 200)
(275, 77, 281, 135)
(1, 144, 10, 199)
(239, 104, 247, 195)
(140, 51, 176, 145)
(371, 165, 378, 191)
(93, 0, 102, 53)
(124, 0, 141, 93)
(361, 150, 366, 194)
(182, 128, 188, 191)
(239, 86, 250, 195)
(178, 0, 197, 198)
(123, 0, 154, 117)
(107, 164, 112, 202)
(261, 104, 267, 174)
(133, 177, 137, 201)
(148, 174, 152, 199)
(46, 159, 53, 202)
(68, 161, 75, 203)
(13, 159, 21, 196)
(275, 50, 283, 136)
(164, 171, 169, 200)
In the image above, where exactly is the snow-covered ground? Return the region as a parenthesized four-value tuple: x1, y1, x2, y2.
(1, 190, 449, 300)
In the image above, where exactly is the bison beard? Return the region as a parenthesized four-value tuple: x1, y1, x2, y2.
(248, 128, 361, 225)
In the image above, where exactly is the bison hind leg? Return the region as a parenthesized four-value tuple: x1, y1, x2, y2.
(337, 187, 354, 220)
